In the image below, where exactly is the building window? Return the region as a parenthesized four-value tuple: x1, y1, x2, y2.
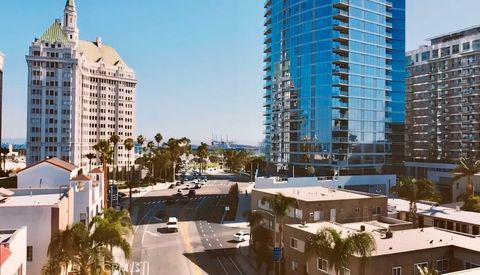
(341, 267, 350, 275)
(473, 40, 480, 51)
(414, 262, 428, 275)
(392, 267, 402, 275)
(313, 211, 322, 221)
(432, 49, 438, 58)
(463, 42, 471, 51)
(452, 44, 460, 54)
(317, 258, 328, 272)
(27, 246, 33, 261)
(354, 207, 360, 214)
(373, 206, 382, 215)
(292, 260, 299, 271)
(80, 213, 87, 225)
(466, 261, 480, 269)
(291, 238, 298, 248)
(436, 259, 449, 272)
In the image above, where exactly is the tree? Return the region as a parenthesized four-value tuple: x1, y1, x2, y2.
(110, 134, 120, 181)
(154, 133, 163, 147)
(261, 193, 298, 274)
(305, 226, 376, 275)
(453, 158, 480, 200)
(461, 195, 480, 212)
(243, 210, 263, 244)
(42, 222, 118, 275)
(137, 135, 145, 151)
(164, 137, 191, 182)
(252, 225, 273, 273)
(93, 140, 113, 208)
(223, 149, 250, 172)
(85, 153, 96, 172)
(1, 147, 9, 173)
(124, 138, 134, 180)
(196, 142, 209, 173)
(390, 178, 438, 227)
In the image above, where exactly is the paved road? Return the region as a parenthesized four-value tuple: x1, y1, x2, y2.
(129, 173, 256, 275)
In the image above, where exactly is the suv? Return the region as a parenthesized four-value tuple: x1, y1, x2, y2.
(167, 217, 179, 232)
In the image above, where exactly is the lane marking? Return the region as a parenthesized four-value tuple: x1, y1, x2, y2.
(219, 243, 223, 247)
(228, 256, 243, 275)
(216, 256, 228, 274)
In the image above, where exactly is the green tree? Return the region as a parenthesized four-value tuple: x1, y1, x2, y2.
(137, 135, 145, 152)
(223, 149, 250, 172)
(391, 178, 438, 227)
(251, 225, 273, 273)
(261, 193, 298, 274)
(93, 140, 113, 208)
(305, 226, 376, 275)
(85, 153, 96, 172)
(196, 142, 209, 173)
(154, 133, 163, 147)
(461, 195, 480, 212)
(164, 137, 191, 182)
(123, 138, 135, 180)
(243, 210, 263, 243)
(453, 158, 480, 200)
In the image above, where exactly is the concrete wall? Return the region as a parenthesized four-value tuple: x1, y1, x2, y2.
(70, 179, 102, 224)
(255, 174, 396, 196)
(0, 226, 27, 275)
(17, 162, 75, 189)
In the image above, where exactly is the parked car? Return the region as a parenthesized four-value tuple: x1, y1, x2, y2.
(166, 217, 178, 232)
(192, 184, 201, 189)
(188, 189, 196, 197)
(180, 196, 189, 203)
(168, 184, 175, 189)
(192, 179, 199, 184)
(233, 231, 251, 242)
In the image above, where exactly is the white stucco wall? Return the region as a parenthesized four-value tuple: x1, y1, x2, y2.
(17, 163, 75, 189)
(0, 226, 27, 275)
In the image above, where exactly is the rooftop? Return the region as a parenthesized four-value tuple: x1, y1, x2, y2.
(18, 157, 77, 173)
(428, 25, 480, 43)
(253, 186, 382, 202)
(71, 174, 91, 181)
(78, 40, 126, 66)
(388, 198, 480, 225)
(287, 221, 480, 256)
(0, 189, 68, 207)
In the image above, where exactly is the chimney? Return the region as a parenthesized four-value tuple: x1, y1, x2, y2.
(385, 230, 393, 239)
(360, 225, 366, 232)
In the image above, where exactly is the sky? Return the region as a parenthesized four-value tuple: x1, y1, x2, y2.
(1, 0, 480, 145)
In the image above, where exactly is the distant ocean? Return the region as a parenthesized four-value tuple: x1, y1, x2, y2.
(2, 138, 26, 146)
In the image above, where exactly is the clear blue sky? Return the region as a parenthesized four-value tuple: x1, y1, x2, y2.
(1, 0, 479, 145)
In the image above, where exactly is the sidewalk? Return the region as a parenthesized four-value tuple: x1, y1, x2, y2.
(222, 184, 254, 228)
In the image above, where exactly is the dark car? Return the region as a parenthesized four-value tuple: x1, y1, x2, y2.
(175, 181, 181, 186)
(168, 184, 175, 189)
(188, 189, 196, 197)
(180, 196, 189, 203)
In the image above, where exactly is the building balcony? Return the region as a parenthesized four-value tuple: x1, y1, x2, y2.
(333, 20, 349, 31)
(386, 0, 393, 8)
(332, 0, 349, 9)
(333, 43, 349, 54)
(332, 89, 348, 97)
(264, 0, 272, 8)
(386, 11, 393, 18)
(332, 101, 348, 109)
(385, 32, 393, 39)
(333, 9, 349, 20)
(333, 54, 349, 65)
(386, 42, 393, 49)
(332, 125, 348, 131)
(386, 64, 392, 70)
(264, 33, 272, 44)
(332, 148, 348, 154)
(386, 53, 393, 60)
(333, 77, 348, 86)
(386, 95, 392, 101)
(264, 45, 271, 53)
(333, 31, 349, 42)
(264, 14, 272, 26)
(386, 22, 393, 29)
(333, 113, 348, 120)
(333, 66, 349, 75)
(332, 137, 349, 143)
(385, 117, 392, 122)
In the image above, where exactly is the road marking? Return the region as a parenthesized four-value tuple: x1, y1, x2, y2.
(209, 243, 212, 247)
(228, 256, 243, 275)
(216, 238, 220, 242)
(216, 256, 228, 274)
(205, 238, 209, 242)
(179, 222, 201, 275)
(219, 243, 223, 247)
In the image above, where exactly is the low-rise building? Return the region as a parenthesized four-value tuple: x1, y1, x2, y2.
(389, 198, 480, 235)
(0, 188, 74, 275)
(17, 157, 78, 189)
(0, 226, 27, 275)
(284, 221, 480, 275)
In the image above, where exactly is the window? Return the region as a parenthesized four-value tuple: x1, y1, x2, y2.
(354, 207, 360, 214)
(314, 211, 322, 221)
(466, 261, 480, 269)
(317, 258, 328, 272)
(341, 267, 350, 275)
(291, 238, 298, 248)
(432, 49, 439, 58)
(452, 44, 460, 54)
(373, 206, 382, 215)
(27, 246, 33, 261)
(414, 262, 428, 275)
(473, 40, 480, 51)
(421, 51, 430, 61)
(392, 267, 402, 275)
(436, 259, 449, 272)
(80, 213, 87, 225)
(463, 42, 471, 51)
(292, 260, 299, 271)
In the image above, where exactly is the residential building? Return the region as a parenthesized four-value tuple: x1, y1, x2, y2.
(25, 0, 136, 169)
(0, 188, 74, 275)
(284, 221, 480, 275)
(255, 174, 396, 195)
(0, 226, 27, 275)
(389, 198, 480, 235)
(262, 0, 406, 175)
(0, 52, 3, 148)
(16, 157, 104, 224)
(251, 185, 391, 247)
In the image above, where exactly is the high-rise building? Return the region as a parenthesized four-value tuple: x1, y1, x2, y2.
(26, 0, 136, 168)
(0, 52, 3, 148)
(406, 26, 480, 163)
(263, 0, 405, 175)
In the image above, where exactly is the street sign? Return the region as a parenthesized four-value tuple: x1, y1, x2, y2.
(225, 206, 230, 211)
(273, 247, 281, 262)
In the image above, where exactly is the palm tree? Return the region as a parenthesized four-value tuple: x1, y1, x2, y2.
(196, 142, 209, 173)
(260, 192, 298, 274)
(305, 226, 376, 275)
(137, 135, 145, 151)
(85, 153, 96, 172)
(154, 133, 163, 147)
(453, 157, 480, 200)
(123, 138, 134, 180)
(416, 266, 439, 275)
(109, 134, 120, 181)
(93, 140, 113, 209)
(1, 147, 9, 173)
(243, 210, 263, 244)
(391, 178, 438, 227)
(164, 137, 191, 182)
(90, 208, 132, 258)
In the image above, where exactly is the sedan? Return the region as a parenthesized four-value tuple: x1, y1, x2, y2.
(233, 231, 251, 242)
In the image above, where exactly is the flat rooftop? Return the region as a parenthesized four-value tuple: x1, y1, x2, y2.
(388, 198, 480, 225)
(288, 221, 480, 256)
(253, 186, 383, 202)
(0, 189, 67, 207)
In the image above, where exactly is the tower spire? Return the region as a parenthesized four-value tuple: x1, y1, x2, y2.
(63, 0, 78, 44)
(65, 0, 75, 8)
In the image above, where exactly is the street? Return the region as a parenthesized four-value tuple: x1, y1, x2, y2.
(128, 172, 257, 275)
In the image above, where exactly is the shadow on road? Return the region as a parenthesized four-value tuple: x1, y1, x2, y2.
(183, 248, 258, 275)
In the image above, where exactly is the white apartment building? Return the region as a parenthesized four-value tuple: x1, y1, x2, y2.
(25, 0, 136, 169)
(0, 188, 74, 275)
(0, 226, 27, 275)
(17, 157, 104, 224)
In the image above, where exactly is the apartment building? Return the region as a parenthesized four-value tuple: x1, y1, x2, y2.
(0, 188, 74, 275)
(263, 0, 406, 175)
(25, 0, 136, 169)
(284, 221, 480, 275)
(406, 26, 480, 163)
(0, 226, 27, 275)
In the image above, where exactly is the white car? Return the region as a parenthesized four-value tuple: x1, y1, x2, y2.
(192, 179, 199, 184)
(167, 217, 178, 232)
(233, 231, 250, 242)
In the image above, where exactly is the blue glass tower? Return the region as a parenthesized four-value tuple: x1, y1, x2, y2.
(263, 0, 405, 175)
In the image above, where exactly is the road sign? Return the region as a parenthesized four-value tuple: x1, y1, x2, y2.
(273, 247, 281, 262)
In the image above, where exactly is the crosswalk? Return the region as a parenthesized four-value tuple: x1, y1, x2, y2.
(142, 195, 227, 205)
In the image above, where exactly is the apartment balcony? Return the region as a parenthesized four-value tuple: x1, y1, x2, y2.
(333, 43, 349, 54)
(264, 45, 271, 53)
(386, 42, 393, 49)
(264, 63, 272, 71)
(333, 20, 349, 31)
(386, 53, 393, 60)
(386, 95, 392, 101)
(332, 0, 349, 9)
(333, 112, 349, 120)
(332, 101, 348, 109)
(264, 0, 272, 8)
(385, 117, 392, 122)
(333, 54, 349, 65)
(385, 64, 392, 70)
(333, 77, 348, 86)
(385, 74, 392, 81)
(263, 91, 271, 98)
(333, 9, 349, 20)
(333, 67, 349, 76)
(332, 137, 349, 143)
(385, 85, 392, 91)
(385, 32, 393, 39)
(385, 128, 393, 133)
(332, 125, 349, 131)
(385, 107, 393, 112)
(264, 13, 272, 26)
(386, 11, 393, 18)
(332, 148, 348, 154)
(264, 33, 272, 44)
(264, 54, 271, 62)
(332, 88, 348, 97)
(386, 0, 393, 8)
(333, 31, 349, 43)
(386, 22, 393, 29)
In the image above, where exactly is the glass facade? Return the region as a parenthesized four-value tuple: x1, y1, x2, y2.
(263, 0, 405, 175)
